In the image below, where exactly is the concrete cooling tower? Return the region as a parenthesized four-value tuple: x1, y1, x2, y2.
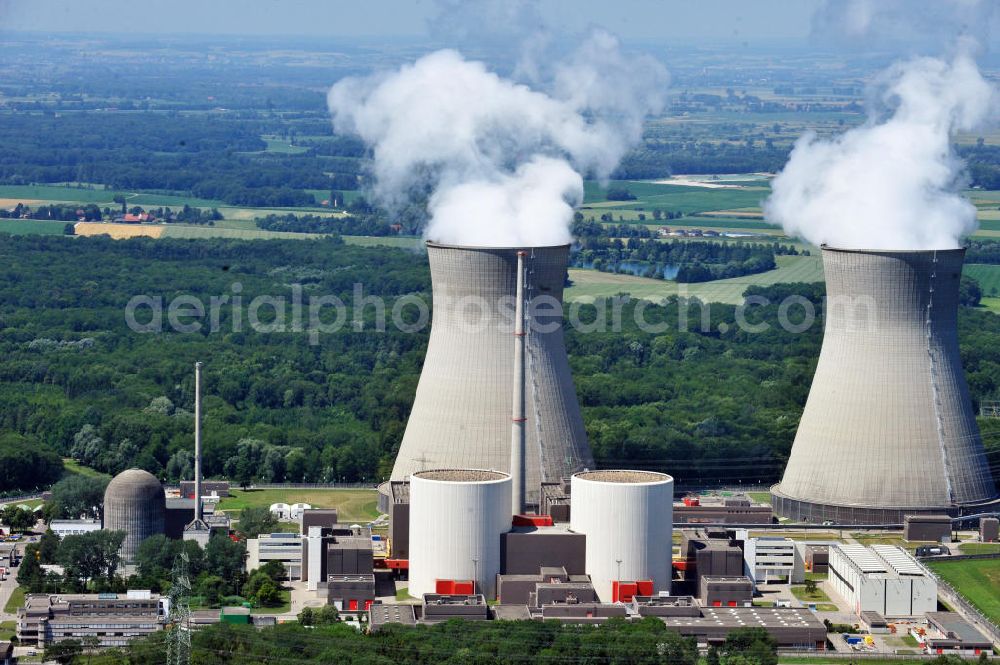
(773, 247, 999, 524)
(390, 243, 594, 508)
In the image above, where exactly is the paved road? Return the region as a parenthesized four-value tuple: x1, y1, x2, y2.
(0, 539, 24, 622)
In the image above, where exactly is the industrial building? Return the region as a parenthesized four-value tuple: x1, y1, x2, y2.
(678, 530, 745, 590)
(388, 243, 594, 508)
(49, 519, 101, 538)
(923, 612, 994, 656)
(699, 576, 753, 607)
(804, 545, 829, 574)
(736, 530, 804, 586)
(903, 515, 952, 542)
(17, 591, 165, 647)
(496, 566, 596, 605)
(674, 494, 773, 525)
(979, 517, 998, 542)
(246, 532, 304, 579)
(102, 469, 166, 562)
(773, 248, 1000, 523)
(408, 469, 512, 598)
(570, 470, 673, 602)
(369, 595, 827, 649)
(828, 544, 937, 617)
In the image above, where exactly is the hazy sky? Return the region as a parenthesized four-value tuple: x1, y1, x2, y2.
(0, 0, 823, 43)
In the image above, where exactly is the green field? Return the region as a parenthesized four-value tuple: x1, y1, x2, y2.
(160, 225, 321, 240)
(342, 235, 423, 248)
(62, 458, 109, 479)
(260, 136, 309, 154)
(0, 219, 70, 235)
(0, 184, 224, 208)
(926, 557, 1000, 624)
(583, 179, 768, 214)
(965, 263, 1000, 297)
(4, 587, 24, 614)
(217, 488, 380, 523)
(566, 254, 824, 305)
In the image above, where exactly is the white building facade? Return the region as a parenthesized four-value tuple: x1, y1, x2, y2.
(828, 544, 936, 617)
(738, 531, 804, 586)
(246, 533, 303, 579)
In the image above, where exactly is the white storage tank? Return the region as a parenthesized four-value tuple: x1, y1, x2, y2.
(408, 469, 512, 599)
(570, 470, 673, 602)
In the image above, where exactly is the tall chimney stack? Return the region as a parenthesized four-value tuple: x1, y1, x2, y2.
(510, 250, 527, 515)
(194, 361, 203, 523)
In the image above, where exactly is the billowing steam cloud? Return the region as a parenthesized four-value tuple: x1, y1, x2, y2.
(765, 49, 996, 250)
(327, 32, 666, 247)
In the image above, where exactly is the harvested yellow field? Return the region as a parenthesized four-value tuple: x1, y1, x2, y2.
(0, 198, 44, 207)
(74, 223, 165, 239)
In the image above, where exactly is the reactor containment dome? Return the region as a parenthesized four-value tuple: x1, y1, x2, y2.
(103, 468, 166, 562)
(772, 248, 999, 523)
(407, 469, 512, 599)
(570, 470, 673, 602)
(390, 243, 594, 508)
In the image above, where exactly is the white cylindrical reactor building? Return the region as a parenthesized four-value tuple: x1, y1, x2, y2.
(408, 469, 512, 599)
(571, 470, 673, 602)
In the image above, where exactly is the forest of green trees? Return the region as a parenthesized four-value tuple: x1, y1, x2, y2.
(1, 233, 999, 493)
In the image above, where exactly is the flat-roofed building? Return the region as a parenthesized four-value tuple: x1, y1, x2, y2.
(17, 591, 165, 647)
(246, 533, 303, 579)
(325, 574, 376, 613)
(924, 612, 993, 657)
(738, 531, 804, 586)
(699, 576, 753, 607)
(903, 515, 951, 543)
(49, 519, 102, 538)
(828, 544, 936, 617)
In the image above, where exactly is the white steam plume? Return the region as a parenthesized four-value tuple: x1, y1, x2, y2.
(764, 49, 996, 250)
(327, 32, 666, 247)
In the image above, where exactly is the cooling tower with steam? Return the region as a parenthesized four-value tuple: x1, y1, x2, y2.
(772, 247, 999, 523)
(390, 242, 593, 508)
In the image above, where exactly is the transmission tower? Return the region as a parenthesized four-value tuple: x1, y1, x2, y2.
(166, 551, 192, 665)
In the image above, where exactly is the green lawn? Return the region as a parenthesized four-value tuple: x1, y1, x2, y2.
(217, 488, 380, 523)
(0, 219, 71, 235)
(566, 254, 824, 305)
(790, 584, 837, 611)
(926, 558, 1000, 624)
(0, 620, 14, 641)
(958, 543, 1000, 555)
(4, 586, 24, 614)
(252, 589, 292, 615)
(747, 491, 772, 505)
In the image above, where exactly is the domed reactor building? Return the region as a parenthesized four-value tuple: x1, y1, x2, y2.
(389, 243, 594, 509)
(104, 468, 166, 561)
(773, 248, 1000, 523)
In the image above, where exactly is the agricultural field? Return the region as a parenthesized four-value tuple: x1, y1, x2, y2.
(566, 253, 824, 305)
(925, 557, 1000, 625)
(964, 264, 1000, 297)
(0, 219, 70, 235)
(216, 488, 380, 524)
